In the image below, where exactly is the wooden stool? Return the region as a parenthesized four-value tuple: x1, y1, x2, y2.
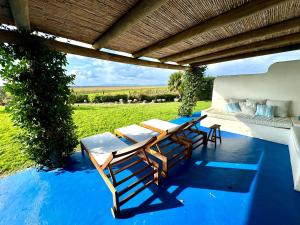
(208, 124, 222, 148)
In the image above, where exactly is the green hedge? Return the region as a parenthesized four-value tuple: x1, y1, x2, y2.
(93, 94, 128, 103)
(70, 94, 89, 103)
(71, 93, 179, 103)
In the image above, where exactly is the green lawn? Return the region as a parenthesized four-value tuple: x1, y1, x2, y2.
(0, 101, 211, 176)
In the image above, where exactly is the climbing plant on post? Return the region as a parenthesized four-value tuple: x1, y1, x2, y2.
(0, 32, 78, 169)
(178, 66, 207, 116)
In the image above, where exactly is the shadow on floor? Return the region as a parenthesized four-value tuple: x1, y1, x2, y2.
(114, 153, 257, 218)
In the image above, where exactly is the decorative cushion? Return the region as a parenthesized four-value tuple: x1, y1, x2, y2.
(239, 101, 256, 116)
(255, 105, 274, 118)
(247, 99, 267, 105)
(266, 99, 290, 117)
(226, 102, 241, 113)
(228, 98, 246, 104)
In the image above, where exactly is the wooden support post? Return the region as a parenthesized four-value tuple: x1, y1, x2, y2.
(0, 29, 186, 70)
(8, 0, 30, 31)
(192, 43, 300, 66)
(93, 0, 167, 49)
(180, 32, 300, 65)
(160, 17, 300, 63)
(132, 0, 289, 58)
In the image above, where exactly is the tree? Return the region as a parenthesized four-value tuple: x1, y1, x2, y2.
(0, 87, 7, 105)
(0, 33, 78, 169)
(178, 66, 207, 116)
(168, 71, 184, 99)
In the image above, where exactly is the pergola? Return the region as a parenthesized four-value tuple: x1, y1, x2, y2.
(0, 0, 300, 70)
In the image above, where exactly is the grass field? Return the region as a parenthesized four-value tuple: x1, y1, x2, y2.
(0, 101, 211, 176)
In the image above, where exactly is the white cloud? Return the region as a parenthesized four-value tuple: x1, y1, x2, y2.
(2, 50, 299, 87)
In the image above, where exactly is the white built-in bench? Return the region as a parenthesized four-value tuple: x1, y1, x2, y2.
(289, 126, 300, 191)
(200, 60, 300, 191)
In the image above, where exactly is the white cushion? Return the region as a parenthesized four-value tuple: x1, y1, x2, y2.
(246, 99, 267, 105)
(227, 98, 246, 104)
(266, 99, 290, 117)
(204, 108, 292, 129)
(80, 132, 129, 165)
(239, 101, 256, 115)
(141, 119, 180, 132)
(115, 124, 159, 143)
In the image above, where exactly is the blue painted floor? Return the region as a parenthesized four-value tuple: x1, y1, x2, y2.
(1, 113, 300, 225)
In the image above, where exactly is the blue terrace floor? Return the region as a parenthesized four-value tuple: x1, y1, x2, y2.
(1, 112, 300, 225)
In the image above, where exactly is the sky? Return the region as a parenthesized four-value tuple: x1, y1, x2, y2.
(0, 50, 300, 86)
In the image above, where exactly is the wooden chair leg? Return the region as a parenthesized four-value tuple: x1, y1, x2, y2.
(218, 128, 222, 143)
(162, 160, 168, 178)
(111, 191, 120, 218)
(213, 129, 217, 148)
(80, 143, 85, 156)
(208, 129, 212, 141)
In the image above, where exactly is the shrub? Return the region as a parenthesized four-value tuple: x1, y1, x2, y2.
(196, 77, 214, 100)
(92, 94, 128, 103)
(179, 66, 206, 116)
(0, 88, 8, 105)
(70, 93, 89, 103)
(0, 34, 78, 169)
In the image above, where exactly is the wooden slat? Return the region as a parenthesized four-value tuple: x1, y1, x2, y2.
(8, 0, 30, 31)
(113, 158, 143, 175)
(165, 144, 184, 157)
(120, 178, 156, 206)
(93, 0, 167, 49)
(179, 32, 300, 64)
(0, 29, 186, 70)
(192, 43, 300, 66)
(168, 155, 185, 170)
(118, 170, 156, 196)
(115, 164, 151, 187)
(132, 0, 288, 58)
(160, 17, 300, 62)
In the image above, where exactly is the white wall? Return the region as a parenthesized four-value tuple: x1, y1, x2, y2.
(212, 60, 300, 116)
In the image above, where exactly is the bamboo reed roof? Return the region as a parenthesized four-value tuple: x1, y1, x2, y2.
(0, 0, 300, 68)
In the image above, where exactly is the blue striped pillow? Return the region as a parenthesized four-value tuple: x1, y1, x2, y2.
(255, 105, 274, 118)
(226, 103, 241, 113)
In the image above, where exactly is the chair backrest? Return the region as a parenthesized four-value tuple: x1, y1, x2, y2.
(185, 115, 207, 130)
(114, 136, 157, 158)
(152, 122, 189, 145)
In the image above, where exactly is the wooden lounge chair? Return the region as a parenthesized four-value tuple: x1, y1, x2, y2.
(115, 123, 192, 178)
(140, 115, 208, 150)
(80, 132, 159, 217)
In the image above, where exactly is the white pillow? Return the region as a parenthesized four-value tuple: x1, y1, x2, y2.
(228, 98, 246, 104)
(266, 100, 290, 117)
(246, 99, 267, 105)
(239, 101, 256, 116)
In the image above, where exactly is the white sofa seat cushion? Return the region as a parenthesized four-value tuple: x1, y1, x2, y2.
(204, 108, 292, 129)
(115, 124, 159, 143)
(80, 132, 131, 165)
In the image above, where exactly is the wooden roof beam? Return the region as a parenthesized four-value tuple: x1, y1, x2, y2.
(0, 29, 186, 70)
(92, 0, 168, 49)
(192, 43, 300, 66)
(179, 32, 300, 65)
(8, 0, 30, 31)
(132, 0, 289, 58)
(160, 17, 300, 63)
